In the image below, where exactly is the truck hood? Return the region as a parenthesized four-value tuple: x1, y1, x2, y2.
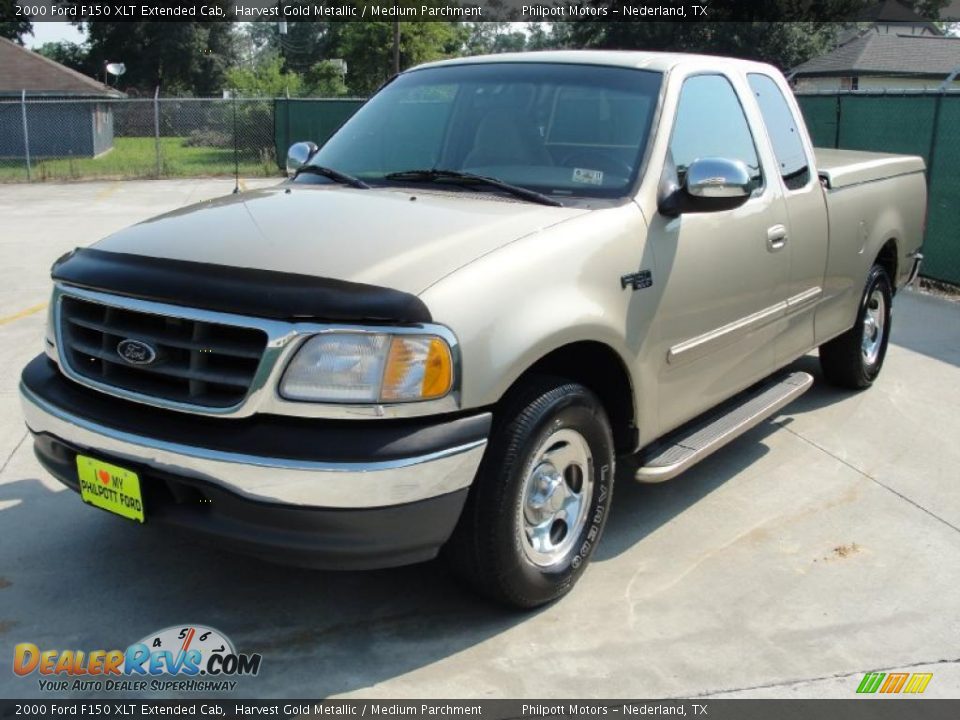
(91, 184, 587, 296)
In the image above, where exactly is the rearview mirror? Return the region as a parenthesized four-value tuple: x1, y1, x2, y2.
(286, 141, 319, 177)
(658, 157, 753, 217)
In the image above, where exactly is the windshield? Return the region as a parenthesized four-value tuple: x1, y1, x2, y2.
(300, 62, 663, 200)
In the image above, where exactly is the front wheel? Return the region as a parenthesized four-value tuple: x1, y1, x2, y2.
(819, 264, 893, 389)
(444, 377, 615, 608)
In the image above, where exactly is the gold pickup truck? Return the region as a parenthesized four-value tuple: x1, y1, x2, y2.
(20, 51, 926, 607)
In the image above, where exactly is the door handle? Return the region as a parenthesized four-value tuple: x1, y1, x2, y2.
(767, 224, 788, 251)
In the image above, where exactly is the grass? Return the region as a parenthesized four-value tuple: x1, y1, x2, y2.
(0, 137, 283, 182)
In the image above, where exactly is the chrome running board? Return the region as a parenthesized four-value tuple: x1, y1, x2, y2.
(634, 372, 813, 483)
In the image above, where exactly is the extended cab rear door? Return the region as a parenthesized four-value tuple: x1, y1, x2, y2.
(645, 69, 792, 435)
(746, 72, 829, 366)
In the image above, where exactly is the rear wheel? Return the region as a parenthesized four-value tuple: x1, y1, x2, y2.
(819, 264, 893, 389)
(444, 377, 615, 608)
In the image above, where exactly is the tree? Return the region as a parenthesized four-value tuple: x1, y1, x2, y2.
(0, 0, 31, 43)
(225, 54, 302, 97)
(526, 22, 560, 51)
(224, 52, 349, 98)
(903, 0, 951, 19)
(238, 13, 465, 96)
(81, 18, 238, 94)
(323, 21, 465, 95)
(35, 41, 92, 74)
(302, 60, 349, 96)
(463, 22, 529, 55)
(555, 21, 840, 71)
(247, 21, 329, 75)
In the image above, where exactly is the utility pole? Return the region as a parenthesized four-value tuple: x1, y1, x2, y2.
(279, 20, 289, 98)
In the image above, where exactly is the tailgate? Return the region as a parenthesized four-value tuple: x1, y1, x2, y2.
(815, 148, 925, 189)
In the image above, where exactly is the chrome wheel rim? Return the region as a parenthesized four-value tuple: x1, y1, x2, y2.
(519, 428, 594, 568)
(861, 288, 886, 366)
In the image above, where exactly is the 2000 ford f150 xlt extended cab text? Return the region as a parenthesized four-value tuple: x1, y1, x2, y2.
(20, 52, 926, 607)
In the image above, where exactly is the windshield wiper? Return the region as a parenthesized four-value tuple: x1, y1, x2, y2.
(294, 164, 370, 189)
(384, 169, 562, 207)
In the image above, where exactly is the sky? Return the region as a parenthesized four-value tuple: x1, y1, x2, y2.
(25, 22, 87, 48)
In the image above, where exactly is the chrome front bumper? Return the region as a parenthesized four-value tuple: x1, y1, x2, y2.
(20, 380, 488, 510)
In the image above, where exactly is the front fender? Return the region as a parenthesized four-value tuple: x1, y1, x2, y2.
(420, 203, 658, 440)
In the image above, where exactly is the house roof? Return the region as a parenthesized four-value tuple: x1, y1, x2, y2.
(0, 37, 122, 97)
(791, 31, 960, 77)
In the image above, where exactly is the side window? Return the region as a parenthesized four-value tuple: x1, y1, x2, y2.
(748, 73, 811, 190)
(670, 74, 762, 191)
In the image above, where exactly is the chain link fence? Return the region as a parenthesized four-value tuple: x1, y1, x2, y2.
(0, 96, 363, 184)
(796, 91, 960, 286)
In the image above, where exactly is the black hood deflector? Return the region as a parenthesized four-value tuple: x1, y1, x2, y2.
(52, 248, 432, 324)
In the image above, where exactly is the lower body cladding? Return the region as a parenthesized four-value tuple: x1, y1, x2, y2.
(19, 356, 490, 570)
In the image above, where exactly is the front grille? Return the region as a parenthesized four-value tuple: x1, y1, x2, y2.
(59, 295, 267, 408)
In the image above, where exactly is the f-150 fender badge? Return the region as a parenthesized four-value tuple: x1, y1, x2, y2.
(621, 270, 653, 291)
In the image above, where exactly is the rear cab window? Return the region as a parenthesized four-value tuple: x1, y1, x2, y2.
(747, 73, 812, 191)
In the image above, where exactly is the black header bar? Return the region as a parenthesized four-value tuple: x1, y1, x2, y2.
(8, 0, 898, 23)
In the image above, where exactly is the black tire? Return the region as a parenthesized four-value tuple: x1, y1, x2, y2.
(444, 376, 615, 608)
(819, 264, 893, 389)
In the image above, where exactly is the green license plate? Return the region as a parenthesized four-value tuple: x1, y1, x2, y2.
(76, 455, 145, 523)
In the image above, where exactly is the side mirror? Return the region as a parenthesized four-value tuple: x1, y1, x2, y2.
(286, 141, 319, 177)
(658, 157, 753, 217)
(686, 157, 752, 202)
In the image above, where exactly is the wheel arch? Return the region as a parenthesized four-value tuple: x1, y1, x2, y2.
(495, 340, 638, 455)
(876, 238, 899, 291)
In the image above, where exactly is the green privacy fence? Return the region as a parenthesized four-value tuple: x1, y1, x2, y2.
(273, 98, 365, 170)
(796, 92, 960, 286)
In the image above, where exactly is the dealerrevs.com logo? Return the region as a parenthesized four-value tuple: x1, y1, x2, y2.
(13, 625, 262, 693)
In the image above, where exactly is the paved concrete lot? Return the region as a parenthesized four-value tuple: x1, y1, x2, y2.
(1, 180, 958, 700)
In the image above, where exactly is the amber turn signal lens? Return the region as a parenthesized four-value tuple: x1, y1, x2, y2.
(381, 336, 453, 402)
(420, 337, 454, 399)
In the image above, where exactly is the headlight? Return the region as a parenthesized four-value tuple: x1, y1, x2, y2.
(279, 332, 454, 404)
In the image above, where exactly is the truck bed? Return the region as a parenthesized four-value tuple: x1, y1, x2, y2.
(815, 148, 925, 190)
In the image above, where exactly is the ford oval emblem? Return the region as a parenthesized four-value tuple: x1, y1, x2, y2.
(116, 339, 157, 366)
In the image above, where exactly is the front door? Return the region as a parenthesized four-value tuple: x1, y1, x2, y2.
(647, 73, 791, 435)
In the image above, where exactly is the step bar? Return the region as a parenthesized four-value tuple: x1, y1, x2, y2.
(634, 371, 813, 483)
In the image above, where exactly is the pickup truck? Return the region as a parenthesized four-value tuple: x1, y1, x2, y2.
(20, 51, 926, 608)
